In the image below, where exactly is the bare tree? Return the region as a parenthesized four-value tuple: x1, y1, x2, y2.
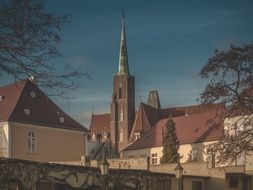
(0, 0, 87, 98)
(200, 43, 253, 164)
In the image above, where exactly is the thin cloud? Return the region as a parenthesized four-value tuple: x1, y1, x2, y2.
(180, 7, 247, 36)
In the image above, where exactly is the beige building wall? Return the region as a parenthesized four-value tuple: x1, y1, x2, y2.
(9, 122, 86, 162)
(122, 148, 151, 159)
(122, 141, 218, 165)
(245, 154, 253, 171)
(0, 122, 10, 157)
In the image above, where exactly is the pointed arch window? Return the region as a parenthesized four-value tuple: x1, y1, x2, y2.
(119, 128, 123, 142)
(28, 131, 36, 153)
(118, 82, 122, 99)
(120, 107, 124, 121)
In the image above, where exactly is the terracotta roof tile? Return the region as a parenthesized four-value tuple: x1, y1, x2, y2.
(141, 103, 161, 127)
(0, 79, 88, 132)
(90, 113, 110, 134)
(129, 103, 160, 141)
(161, 103, 222, 118)
(0, 80, 25, 121)
(124, 111, 224, 151)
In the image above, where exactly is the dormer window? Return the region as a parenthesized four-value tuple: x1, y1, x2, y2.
(30, 91, 36, 98)
(59, 117, 65, 123)
(24, 109, 30, 115)
(134, 133, 140, 140)
(0, 95, 4, 101)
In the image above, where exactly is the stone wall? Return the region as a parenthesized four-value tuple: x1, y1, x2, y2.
(0, 158, 174, 190)
(2, 157, 248, 190)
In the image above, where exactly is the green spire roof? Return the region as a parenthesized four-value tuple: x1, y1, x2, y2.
(118, 11, 129, 75)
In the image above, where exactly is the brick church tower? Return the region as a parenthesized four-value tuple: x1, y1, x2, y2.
(110, 14, 135, 155)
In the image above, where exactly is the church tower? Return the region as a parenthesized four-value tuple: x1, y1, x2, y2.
(110, 13, 135, 155)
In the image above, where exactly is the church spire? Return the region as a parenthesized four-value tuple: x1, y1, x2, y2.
(118, 11, 129, 75)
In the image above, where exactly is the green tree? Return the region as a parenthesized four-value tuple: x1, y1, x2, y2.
(199, 43, 253, 164)
(160, 116, 180, 164)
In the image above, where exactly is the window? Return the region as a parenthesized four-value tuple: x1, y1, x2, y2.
(30, 91, 36, 98)
(103, 131, 107, 139)
(134, 133, 140, 140)
(192, 181, 203, 190)
(24, 109, 30, 115)
(92, 132, 96, 140)
(0, 95, 4, 101)
(59, 117, 65, 123)
(120, 107, 124, 121)
(151, 153, 158, 165)
(119, 128, 123, 142)
(28, 131, 36, 153)
(189, 150, 197, 161)
(118, 82, 122, 99)
(229, 178, 238, 188)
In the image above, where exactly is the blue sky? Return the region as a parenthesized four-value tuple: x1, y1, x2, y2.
(2, 0, 253, 127)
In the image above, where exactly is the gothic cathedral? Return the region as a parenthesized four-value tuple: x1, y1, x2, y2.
(110, 14, 135, 154)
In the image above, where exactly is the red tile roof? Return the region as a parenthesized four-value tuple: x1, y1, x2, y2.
(129, 103, 160, 141)
(0, 80, 25, 121)
(0, 79, 88, 132)
(90, 113, 110, 134)
(124, 111, 224, 151)
(160, 103, 223, 118)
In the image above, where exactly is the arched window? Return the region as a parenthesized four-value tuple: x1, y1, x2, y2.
(118, 82, 122, 99)
(28, 131, 36, 153)
(119, 128, 123, 142)
(120, 107, 124, 121)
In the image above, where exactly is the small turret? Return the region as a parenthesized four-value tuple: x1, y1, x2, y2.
(147, 90, 161, 109)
